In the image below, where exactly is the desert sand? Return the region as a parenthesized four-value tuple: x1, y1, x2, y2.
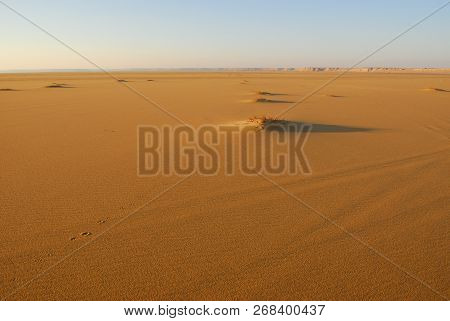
(0, 71, 449, 300)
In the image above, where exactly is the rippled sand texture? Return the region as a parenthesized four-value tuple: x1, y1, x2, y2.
(1, 71, 449, 300)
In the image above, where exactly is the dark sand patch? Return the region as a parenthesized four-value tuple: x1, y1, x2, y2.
(324, 94, 345, 98)
(423, 87, 450, 93)
(45, 83, 73, 88)
(255, 98, 293, 103)
(258, 91, 288, 96)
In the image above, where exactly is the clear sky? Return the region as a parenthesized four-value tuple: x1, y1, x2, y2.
(1, 0, 449, 70)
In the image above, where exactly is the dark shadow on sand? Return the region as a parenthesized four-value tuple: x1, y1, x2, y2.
(431, 88, 450, 93)
(258, 91, 289, 96)
(256, 98, 293, 103)
(45, 83, 73, 88)
(264, 120, 375, 133)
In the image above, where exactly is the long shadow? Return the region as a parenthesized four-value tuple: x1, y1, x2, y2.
(45, 83, 74, 88)
(430, 88, 450, 93)
(256, 98, 293, 103)
(258, 91, 289, 96)
(324, 94, 345, 98)
(264, 120, 376, 133)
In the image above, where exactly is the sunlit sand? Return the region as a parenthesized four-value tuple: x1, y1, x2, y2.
(1, 70, 449, 300)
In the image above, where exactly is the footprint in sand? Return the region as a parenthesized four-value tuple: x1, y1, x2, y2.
(70, 220, 105, 241)
(70, 231, 92, 241)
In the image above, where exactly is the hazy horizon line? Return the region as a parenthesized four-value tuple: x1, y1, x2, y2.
(1, 66, 450, 74)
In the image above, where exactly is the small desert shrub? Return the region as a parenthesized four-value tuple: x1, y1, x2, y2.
(247, 115, 281, 130)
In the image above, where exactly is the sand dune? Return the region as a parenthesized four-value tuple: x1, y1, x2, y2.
(0, 71, 449, 300)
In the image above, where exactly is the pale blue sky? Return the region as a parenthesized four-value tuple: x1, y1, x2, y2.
(1, 0, 449, 70)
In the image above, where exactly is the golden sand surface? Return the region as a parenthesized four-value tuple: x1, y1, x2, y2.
(0, 71, 449, 300)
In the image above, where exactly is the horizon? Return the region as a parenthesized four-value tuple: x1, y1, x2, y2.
(1, 66, 450, 74)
